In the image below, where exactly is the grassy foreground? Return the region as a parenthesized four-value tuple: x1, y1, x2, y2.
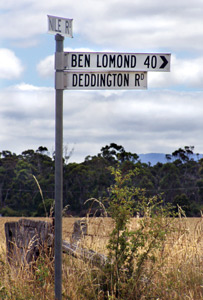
(0, 216, 202, 300)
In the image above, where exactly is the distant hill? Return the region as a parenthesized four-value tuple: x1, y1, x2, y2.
(138, 153, 203, 166)
(138, 153, 167, 165)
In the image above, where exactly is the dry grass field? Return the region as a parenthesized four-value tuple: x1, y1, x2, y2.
(0, 216, 202, 299)
(1, 216, 202, 248)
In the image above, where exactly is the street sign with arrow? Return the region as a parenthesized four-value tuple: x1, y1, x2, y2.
(62, 52, 171, 72)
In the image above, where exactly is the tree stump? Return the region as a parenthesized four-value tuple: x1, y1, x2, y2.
(5, 218, 108, 269)
(71, 219, 87, 243)
(66, 219, 108, 267)
(5, 219, 54, 265)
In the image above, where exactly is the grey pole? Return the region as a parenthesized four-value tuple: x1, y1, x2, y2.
(55, 33, 64, 300)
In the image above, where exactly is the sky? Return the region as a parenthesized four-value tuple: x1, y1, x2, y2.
(1, 0, 203, 163)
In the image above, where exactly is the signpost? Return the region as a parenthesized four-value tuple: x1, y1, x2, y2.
(48, 14, 171, 300)
(54, 33, 64, 300)
(56, 71, 147, 90)
(63, 52, 171, 72)
(48, 15, 73, 37)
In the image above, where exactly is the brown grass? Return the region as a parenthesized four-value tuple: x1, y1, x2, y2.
(0, 216, 202, 299)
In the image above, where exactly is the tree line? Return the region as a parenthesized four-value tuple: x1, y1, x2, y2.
(0, 144, 202, 217)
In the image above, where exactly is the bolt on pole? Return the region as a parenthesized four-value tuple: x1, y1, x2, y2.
(55, 33, 64, 300)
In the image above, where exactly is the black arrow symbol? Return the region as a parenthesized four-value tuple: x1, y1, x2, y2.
(160, 56, 168, 69)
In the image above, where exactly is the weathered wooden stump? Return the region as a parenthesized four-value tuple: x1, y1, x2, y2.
(66, 219, 108, 267)
(5, 219, 54, 265)
(71, 219, 87, 243)
(5, 218, 108, 269)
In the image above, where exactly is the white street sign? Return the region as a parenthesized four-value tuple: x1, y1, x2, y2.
(55, 71, 147, 90)
(63, 52, 170, 72)
(48, 15, 73, 37)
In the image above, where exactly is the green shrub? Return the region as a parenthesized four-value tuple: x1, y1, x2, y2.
(101, 166, 176, 299)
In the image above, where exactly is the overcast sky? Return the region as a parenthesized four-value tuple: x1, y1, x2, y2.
(1, 0, 203, 162)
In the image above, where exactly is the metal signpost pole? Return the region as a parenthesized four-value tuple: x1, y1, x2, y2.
(55, 33, 64, 300)
(48, 15, 170, 300)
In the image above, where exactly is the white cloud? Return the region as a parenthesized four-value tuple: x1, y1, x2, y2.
(0, 49, 24, 79)
(0, 83, 203, 162)
(0, 84, 55, 154)
(13, 83, 42, 91)
(149, 55, 203, 88)
(1, 0, 203, 52)
(0, 10, 44, 40)
(0, 0, 36, 10)
(37, 55, 54, 78)
(61, 88, 203, 160)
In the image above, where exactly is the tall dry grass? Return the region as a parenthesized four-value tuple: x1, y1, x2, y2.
(0, 216, 202, 299)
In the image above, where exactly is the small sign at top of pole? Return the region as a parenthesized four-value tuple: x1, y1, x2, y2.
(48, 15, 73, 38)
